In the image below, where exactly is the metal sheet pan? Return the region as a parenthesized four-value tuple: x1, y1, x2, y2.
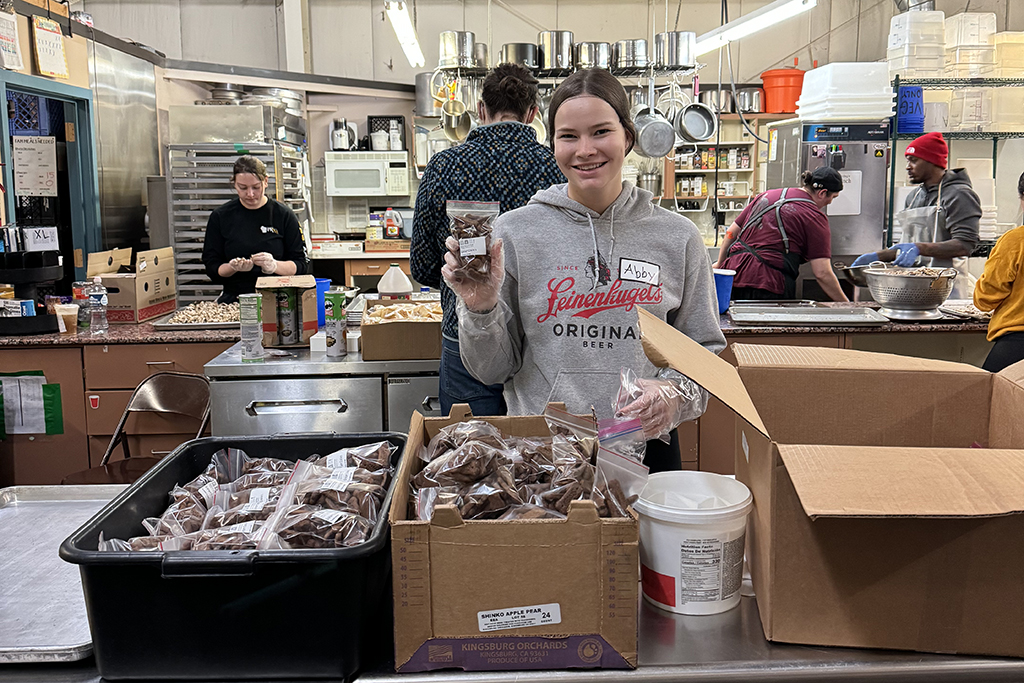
(150, 311, 240, 330)
(0, 485, 126, 663)
(729, 306, 889, 326)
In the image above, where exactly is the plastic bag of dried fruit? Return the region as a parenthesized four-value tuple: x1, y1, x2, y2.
(592, 447, 649, 518)
(446, 200, 500, 283)
(271, 504, 374, 549)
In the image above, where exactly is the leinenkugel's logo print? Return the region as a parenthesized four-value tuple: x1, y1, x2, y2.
(538, 277, 663, 322)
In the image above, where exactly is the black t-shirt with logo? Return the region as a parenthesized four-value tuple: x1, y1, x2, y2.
(202, 198, 308, 302)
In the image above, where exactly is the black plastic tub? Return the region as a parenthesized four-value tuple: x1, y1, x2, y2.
(59, 433, 405, 681)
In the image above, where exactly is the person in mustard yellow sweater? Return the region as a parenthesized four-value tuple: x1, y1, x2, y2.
(974, 171, 1024, 372)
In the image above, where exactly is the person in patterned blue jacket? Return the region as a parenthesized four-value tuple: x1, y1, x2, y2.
(412, 63, 565, 417)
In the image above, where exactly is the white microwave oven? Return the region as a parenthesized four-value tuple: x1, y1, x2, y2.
(324, 151, 410, 197)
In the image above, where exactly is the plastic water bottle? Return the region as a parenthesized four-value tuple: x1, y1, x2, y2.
(89, 276, 108, 335)
(378, 263, 413, 300)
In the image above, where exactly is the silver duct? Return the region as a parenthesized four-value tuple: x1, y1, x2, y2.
(894, 0, 936, 11)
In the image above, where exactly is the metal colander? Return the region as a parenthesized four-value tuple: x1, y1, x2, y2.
(863, 267, 957, 311)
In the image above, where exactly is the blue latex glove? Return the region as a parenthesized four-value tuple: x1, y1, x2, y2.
(851, 252, 879, 267)
(893, 243, 920, 267)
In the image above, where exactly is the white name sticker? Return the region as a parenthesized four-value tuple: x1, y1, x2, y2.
(459, 236, 487, 257)
(619, 258, 660, 286)
(477, 603, 562, 633)
(321, 478, 351, 492)
(222, 521, 258, 534)
(329, 467, 356, 483)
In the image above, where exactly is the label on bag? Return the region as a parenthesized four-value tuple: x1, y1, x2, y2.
(321, 478, 351, 492)
(241, 488, 271, 512)
(325, 451, 349, 468)
(198, 481, 219, 508)
(329, 467, 356, 483)
(222, 521, 258, 534)
(477, 603, 562, 632)
(312, 509, 348, 524)
(459, 236, 487, 257)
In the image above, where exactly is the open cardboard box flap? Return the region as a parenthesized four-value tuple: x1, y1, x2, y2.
(256, 274, 317, 288)
(777, 444, 1024, 519)
(637, 307, 1024, 521)
(86, 247, 133, 276)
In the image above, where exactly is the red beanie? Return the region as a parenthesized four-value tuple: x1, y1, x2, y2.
(905, 131, 948, 169)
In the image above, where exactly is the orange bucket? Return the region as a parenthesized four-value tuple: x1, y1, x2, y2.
(761, 68, 805, 114)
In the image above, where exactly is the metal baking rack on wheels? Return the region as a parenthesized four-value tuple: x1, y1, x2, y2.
(0, 250, 62, 334)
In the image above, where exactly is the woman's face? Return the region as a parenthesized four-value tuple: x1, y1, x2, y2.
(553, 95, 630, 205)
(234, 172, 268, 209)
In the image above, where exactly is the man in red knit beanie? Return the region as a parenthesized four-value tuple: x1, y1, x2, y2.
(852, 131, 980, 298)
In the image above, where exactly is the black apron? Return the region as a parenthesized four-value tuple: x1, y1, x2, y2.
(731, 188, 819, 299)
(216, 201, 276, 305)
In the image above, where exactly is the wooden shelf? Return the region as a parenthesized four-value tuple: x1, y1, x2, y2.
(717, 113, 795, 121)
(692, 140, 756, 146)
(676, 168, 754, 173)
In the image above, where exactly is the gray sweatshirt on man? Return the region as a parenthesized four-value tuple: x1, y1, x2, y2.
(458, 182, 727, 419)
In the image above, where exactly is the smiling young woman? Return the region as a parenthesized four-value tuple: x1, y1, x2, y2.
(441, 68, 725, 473)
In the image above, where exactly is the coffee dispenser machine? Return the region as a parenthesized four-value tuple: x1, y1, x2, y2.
(330, 119, 359, 151)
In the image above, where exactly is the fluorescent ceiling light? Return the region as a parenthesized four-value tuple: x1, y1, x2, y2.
(694, 0, 818, 56)
(385, 1, 425, 68)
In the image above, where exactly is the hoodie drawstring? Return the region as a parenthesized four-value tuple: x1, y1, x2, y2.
(587, 206, 618, 291)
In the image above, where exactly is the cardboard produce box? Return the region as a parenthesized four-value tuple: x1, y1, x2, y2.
(635, 307, 1024, 658)
(360, 305, 441, 361)
(87, 247, 176, 323)
(389, 405, 639, 673)
(256, 275, 317, 347)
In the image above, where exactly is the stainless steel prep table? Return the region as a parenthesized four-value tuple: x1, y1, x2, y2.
(204, 342, 441, 434)
(6, 598, 1022, 682)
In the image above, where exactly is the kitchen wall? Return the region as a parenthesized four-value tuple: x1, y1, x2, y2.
(79, 0, 1022, 84)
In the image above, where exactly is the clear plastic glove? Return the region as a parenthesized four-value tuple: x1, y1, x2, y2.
(251, 252, 278, 274)
(442, 236, 504, 313)
(614, 368, 707, 443)
(892, 243, 920, 267)
(229, 257, 253, 272)
(851, 252, 879, 267)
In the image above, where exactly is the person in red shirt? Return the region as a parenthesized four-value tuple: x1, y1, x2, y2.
(714, 167, 848, 301)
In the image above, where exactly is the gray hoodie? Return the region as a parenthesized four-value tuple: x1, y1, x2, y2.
(458, 182, 727, 419)
(904, 168, 981, 257)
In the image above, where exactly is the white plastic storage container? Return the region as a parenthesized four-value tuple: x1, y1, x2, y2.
(888, 10, 945, 49)
(993, 32, 1024, 70)
(798, 62, 892, 99)
(992, 90, 1024, 132)
(949, 89, 992, 131)
(945, 12, 997, 48)
(887, 44, 945, 60)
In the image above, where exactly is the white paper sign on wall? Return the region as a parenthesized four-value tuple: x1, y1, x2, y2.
(13, 135, 58, 197)
(0, 12, 24, 70)
(32, 16, 67, 80)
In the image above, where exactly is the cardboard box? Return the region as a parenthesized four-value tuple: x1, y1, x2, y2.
(635, 307, 1024, 658)
(389, 405, 639, 673)
(256, 274, 317, 347)
(364, 239, 410, 252)
(87, 247, 177, 324)
(360, 311, 441, 361)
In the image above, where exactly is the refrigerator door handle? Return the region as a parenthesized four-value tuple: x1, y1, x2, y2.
(244, 398, 349, 416)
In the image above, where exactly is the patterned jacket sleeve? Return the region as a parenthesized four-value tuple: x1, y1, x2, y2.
(411, 156, 446, 289)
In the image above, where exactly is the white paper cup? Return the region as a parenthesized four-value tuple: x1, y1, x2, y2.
(633, 471, 752, 615)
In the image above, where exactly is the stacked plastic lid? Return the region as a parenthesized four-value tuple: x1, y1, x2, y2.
(945, 13, 997, 78)
(795, 63, 894, 121)
(992, 32, 1024, 77)
(959, 159, 998, 241)
(991, 33, 1024, 131)
(888, 11, 945, 80)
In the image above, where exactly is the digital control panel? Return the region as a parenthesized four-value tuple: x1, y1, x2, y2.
(802, 123, 889, 142)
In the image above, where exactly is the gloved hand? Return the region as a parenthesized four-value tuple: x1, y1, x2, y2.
(228, 257, 253, 272)
(251, 252, 278, 274)
(615, 374, 706, 443)
(442, 236, 504, 313)
(893, 243, 920, 267)
(851, 252, 879, 267)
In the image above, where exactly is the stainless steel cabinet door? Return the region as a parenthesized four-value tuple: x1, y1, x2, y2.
(211, 378, 384, 436)
(386, 375, 440, 432)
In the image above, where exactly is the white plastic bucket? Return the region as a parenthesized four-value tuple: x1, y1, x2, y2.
(633, 471, 752, 616)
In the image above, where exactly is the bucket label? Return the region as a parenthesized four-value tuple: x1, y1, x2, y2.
(679, 534, 745, 603)
(477, 603, 561, 633)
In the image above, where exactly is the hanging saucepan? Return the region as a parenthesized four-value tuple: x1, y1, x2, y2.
(499, 43, 538, 69)
(676, 102, 717, 142)
(441, 99, 472, 142)
(633, 106, 675, 158)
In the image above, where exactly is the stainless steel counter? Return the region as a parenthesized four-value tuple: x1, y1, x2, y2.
(8, 598, 1021, 682)
(204, 342, 440, 378)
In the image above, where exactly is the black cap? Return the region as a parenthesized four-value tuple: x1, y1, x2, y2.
(804, 167, 843, 193)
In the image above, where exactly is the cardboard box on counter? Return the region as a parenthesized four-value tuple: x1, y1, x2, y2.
(360, 305, 441, 361)
(364, 239, 410, 252)
(256, 274, 317, 347)
(389, 404, 638, 673)
(635, 307, 1024, 659)
(87, 247, 177, 323)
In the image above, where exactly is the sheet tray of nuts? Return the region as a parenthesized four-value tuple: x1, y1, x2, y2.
(151, 301, 241, 330)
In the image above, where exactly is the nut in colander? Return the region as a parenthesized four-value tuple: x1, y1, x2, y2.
(863, 266, 957, 311)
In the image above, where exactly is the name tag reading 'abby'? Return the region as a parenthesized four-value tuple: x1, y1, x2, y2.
(619, 258, 660, 286)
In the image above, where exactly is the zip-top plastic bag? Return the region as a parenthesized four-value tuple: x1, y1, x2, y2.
(447, 200, 500, 283)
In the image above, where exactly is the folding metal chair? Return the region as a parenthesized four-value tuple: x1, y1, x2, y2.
(62, 372, 211, 485)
